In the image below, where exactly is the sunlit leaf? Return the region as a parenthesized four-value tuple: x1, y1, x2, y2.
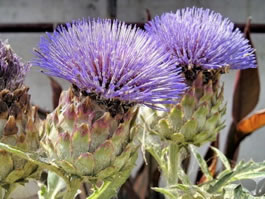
(223, 184, 260, 199)
(171, 184, 213, 199)
(151, 187, 176, 199)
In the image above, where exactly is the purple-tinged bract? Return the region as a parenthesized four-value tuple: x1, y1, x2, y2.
(34, 18, 186, 106)
(145, 7, 256, 70)
(0, 40, 30, 91)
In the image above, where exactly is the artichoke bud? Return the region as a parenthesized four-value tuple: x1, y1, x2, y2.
(143, 7, 257, 146)
(0, 40, 40, 186)
(41, 87, 139, 180)
(0, 86, 40, 185)
(143, 71, 225, 147)
(35, 18, 186, 184)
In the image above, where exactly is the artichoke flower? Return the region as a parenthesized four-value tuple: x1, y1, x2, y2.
(34, 19, 185, 182)
(0, 41, 40, 188)
(144, 7, 256, 146)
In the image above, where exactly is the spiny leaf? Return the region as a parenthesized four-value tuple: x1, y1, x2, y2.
(208, 171, 234, 193)
(190, 146, 212, 181)
(223, 184, 259, 199)
(211, 147, 231, 171)
(197, 156, 217, 185)
(235, 171, 265, 180)
(209, 161, 265, 193)
(170, 184, 212, 199)
(196, 137, 219, 184)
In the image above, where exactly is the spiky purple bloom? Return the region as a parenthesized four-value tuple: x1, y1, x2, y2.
(34, 18, 186, 106)
(145, 7, 256, 70)
(0, 40, 30, 91)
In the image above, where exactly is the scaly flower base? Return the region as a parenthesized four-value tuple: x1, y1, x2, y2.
(0, 86, 41, 197)
(0, 140, 138, 199)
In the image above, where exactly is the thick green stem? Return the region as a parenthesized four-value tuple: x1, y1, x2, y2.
(167, 143, 179, 186)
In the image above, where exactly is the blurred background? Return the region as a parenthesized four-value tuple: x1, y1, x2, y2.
(0, 0, 264, 198)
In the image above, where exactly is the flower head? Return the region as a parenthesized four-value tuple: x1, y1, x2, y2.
(0, 40, 30, 90)
(145, 7, 256, 70)
(34, 18, 186, 107)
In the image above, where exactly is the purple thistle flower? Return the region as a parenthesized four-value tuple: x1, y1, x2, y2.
(145, 7, 256, 70)
(0, 40, 30, 91)
(33, 18, 186, 106)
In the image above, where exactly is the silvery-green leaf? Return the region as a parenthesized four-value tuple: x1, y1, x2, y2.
(209, 161, 265, 194)
(231, 161, 265, 181)
(171, 184, 214, 199)
(211, 147, 231, 170)
(190, 145, 212, 181)
(178, 166, 191, 185)
(152, 187, 177, 199)
(208, 171, 234, 193)
(223, 184, 259, 199)
(235, 172, 265, 181)
(208, 161, 252, 193)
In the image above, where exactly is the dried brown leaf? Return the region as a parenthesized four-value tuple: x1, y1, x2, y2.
(232, 18, 260, 123)
(48, 77, 62, 109)
(225, 18, 260, 164)
(237, 109, 265, 133)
